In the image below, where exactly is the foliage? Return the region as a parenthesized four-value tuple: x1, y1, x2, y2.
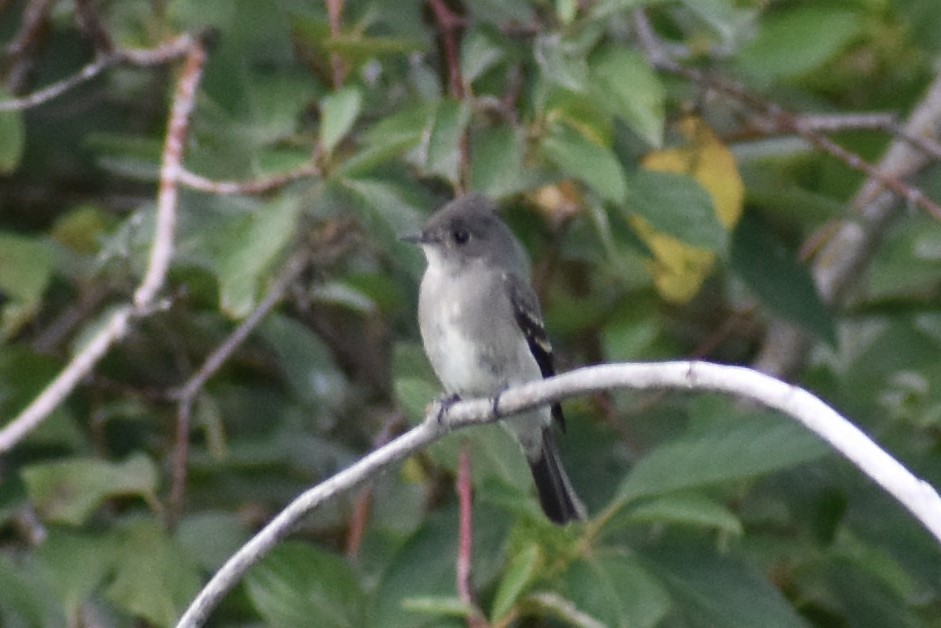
(2, 0, 941, 626)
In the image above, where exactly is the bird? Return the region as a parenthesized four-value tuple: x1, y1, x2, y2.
(402, 193, 585, 524)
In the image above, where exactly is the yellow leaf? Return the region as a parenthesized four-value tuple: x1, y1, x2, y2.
(634, 116, 744, 303)
(631, 216, 717, 303)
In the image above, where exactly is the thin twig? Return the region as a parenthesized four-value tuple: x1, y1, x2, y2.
(325, 0, 346, 88)
(0, 35, 208, 454)
(427, 0, 469, 190)
(1, 0, 53, 93)
(176, 162, 320, 195)
(344, 412, 405, 558)
(74, 0, 113, 53)
(0, 33, 198, 111)
(633, 11, 941, 221)
(456, 447, 487, 628)
(134, 41, 206, 308)
(0, 307, 133, 453)
(167, 248, 313, 525)
(177, 361, 941, 627)
(427, 0, 466, 99)
(344, 489, 372, 559)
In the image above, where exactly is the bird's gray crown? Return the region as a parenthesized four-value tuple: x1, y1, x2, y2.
(409, 193, 527, 270)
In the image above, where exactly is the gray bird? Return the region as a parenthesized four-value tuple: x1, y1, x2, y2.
(403, 193, 585, 524)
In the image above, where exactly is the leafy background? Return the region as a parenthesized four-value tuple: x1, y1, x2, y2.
(2, 0, 941, 626)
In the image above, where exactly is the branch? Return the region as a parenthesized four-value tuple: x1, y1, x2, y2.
(168, 248, 313, 525)
(176, 361, 941, 627)
(176, 162, 319, 195)
(754, 68, 941, 376)
(1, 0, 53, 93)
(633, 10, 941, 221)
(0, 33, 198, 111)
(74, 0, 113, 54)
(427, 0, 466, 99)
(0, 36, 208, 454)
(456, 447, 487, 628)
(134, 41, 206, 308)
(325, 0, 346, 88)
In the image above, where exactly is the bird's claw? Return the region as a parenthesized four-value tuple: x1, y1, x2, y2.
(434, 393, 461, 424)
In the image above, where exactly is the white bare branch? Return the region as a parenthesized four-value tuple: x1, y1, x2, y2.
(177, 360, 941, 627)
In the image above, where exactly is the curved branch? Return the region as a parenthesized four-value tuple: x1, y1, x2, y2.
(176, 361, 941, 627)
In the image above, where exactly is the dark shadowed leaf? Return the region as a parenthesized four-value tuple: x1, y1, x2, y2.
(617, 415, 828, 504)
(732, 212, 836, 343)
(106, 520, 201, 626)
(641, 544, 808, 627)
(563, 553, 671, 628)
(0, 232, 55, 338)
(36, 528, 116, 617)
(246, 541, 366, 628)
(738, 7, 864, 80)
(0, 91, 23, 173)
(22, 454, 158, 525)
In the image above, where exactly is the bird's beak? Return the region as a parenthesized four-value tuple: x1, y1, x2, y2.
(400, 231, 428, 244)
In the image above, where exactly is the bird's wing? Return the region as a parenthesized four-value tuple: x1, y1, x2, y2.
(503, 272, 566, 431)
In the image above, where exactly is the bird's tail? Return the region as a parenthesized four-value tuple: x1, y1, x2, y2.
(528, 427, 586, 525)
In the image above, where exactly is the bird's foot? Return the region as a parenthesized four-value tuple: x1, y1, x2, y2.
(491, 385, 509, 418)
(434, 393, 461, 424)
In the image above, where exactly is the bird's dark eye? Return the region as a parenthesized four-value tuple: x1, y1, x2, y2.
(453, 229, 470, 245)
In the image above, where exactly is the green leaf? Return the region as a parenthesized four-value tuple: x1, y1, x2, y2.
(491, 543, 541, 620)
(738, 7, 864, 80)
(36, 528, 117, 617)
(210, 196, 302, 318)
(401, 595, 475, 617)
(320, 86, 363, 155)
(372, 520, 455, 625)
(341, 104, 431, 176)
(260, 313, 347, 407)
(825, 560, 922, 628)
(0, 232, 56, 338)
(589, 47, 665, 147)
(87, 132, 162, 181)
(731, 212, 835, 344)
(469, 126, 528, 197)
(641, 544, 808, 628)
(564, 553, 671, 628)
(617, 416, 828, 504)
(0, 551, 65, 627)
(246, 541, 365, 628)
(0, 91, 24, 173)
(324, 35, 424, 64)
(106, 520, 201, 627)
(681, 0, 757, 45)
(424, 100, 471, 185)
(542, 123, 628, 202)
(620, 493, 744, 536)
(461, 28, 505, 84)
(175, 511, 250, 571)
(625, 170, 727, 254)
(535, 34, 589, 92)
(592, 0, 669, 21)
(339, 178, 427, 275)
(22, 454, 159, 525)
(395, 376, 440, 423)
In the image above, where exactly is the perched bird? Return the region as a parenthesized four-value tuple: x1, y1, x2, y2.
(403, 193, 585, 524)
